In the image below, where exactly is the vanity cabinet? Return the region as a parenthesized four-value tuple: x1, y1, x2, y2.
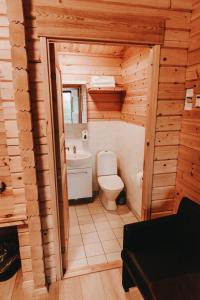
(67, 167, 92, 200)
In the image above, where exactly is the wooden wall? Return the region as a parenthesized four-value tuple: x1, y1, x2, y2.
(22, 5, 58, 284)
(0, 0, 26, 220)
(2, 0, 192, 286)
(121, 47, 150, 127)
(25, 0, 191, 280)
(151, 45, 187, 218)
(1, 0, 47, 291)
(58, 49, 123, 120)
(175, 0, 200, 206)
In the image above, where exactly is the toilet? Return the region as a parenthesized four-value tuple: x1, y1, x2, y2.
(97, 150, 124, 211)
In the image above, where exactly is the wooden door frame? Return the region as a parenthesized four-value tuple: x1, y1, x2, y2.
(40, 37, 160, 279)
(142, 45, 160, 220)
(40, 38, 64, 280)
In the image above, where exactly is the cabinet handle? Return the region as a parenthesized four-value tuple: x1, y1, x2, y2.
(0, 181, 6, 194)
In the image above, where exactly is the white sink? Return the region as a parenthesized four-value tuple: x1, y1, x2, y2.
(66, 151, 92, 169)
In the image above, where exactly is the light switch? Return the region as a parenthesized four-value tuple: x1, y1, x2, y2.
(195, 95, 200, 108)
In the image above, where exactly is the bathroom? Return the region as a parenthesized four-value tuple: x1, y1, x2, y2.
(55, 42, 151, 274)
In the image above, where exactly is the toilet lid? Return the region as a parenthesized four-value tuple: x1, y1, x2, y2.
(98, 175, 124, 191)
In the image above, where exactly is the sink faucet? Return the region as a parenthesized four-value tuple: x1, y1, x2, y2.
(73, 145, 77, 154)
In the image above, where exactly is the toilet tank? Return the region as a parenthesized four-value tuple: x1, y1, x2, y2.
(97, 151, 117, 176)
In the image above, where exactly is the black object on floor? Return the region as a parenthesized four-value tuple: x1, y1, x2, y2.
(116, 190, 126, 205)
(0, 227, 21, 281)
(121, 197, 200, 300)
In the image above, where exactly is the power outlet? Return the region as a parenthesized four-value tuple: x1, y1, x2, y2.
(195, 95, 200, 108)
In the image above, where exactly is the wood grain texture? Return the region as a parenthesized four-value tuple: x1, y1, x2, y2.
(57, 45, 124, 121)
(121, 47, 150, 126)
(35, 4, 165, 45)
(175, 0, 200, 210)
(6, 0, 46, 290)
(0, 268, 143, 300)
(2, 0, 192, 286)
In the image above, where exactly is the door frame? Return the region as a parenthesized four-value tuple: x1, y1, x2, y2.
(40, 37, 160, 279)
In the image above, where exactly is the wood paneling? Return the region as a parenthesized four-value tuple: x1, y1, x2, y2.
(57, 46, 124, 120)
(3, 0, 192, 286)
(151, 54, 187, 216)
(35, 4, 165, 45)
(28, 0, 191, 280)
(6, 0, 46, 291)
(175, 0, 200, 209)
(0, 2, 26, 224)
(121, 48, 150, 126)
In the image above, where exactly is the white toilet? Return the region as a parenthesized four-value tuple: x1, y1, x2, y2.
(97, 150, 124, 211)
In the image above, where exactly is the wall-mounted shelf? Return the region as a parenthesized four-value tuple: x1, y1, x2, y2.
(88, 87, 125, 94)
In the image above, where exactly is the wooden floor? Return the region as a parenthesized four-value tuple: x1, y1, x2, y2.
(0, 268, 143, 300)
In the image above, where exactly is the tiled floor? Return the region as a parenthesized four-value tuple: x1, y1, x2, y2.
(67, 195, 138, 271)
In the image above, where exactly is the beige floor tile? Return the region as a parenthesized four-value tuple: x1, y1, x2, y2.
(117, 205, 130, 214)
(87, 254, 107, 265)
(69, 214, 78, 225)
(89, 206, 105, 214)
(69, 225, 81, 236)
(105, 211, 119, 220)
(78, 214, 93, 225)
(82, 232, 100, 245)
(120, 211, 135, 220)
(92, 213, 107, 223)
(80, 223, 96, 234)
(95, 221, 110, 231)
(108, 218, 124, 228)
(106, 252, 121, 262)
(68, 234, 83, 247)
(88, 202, 102, 210)
(97, 228, 116, 242)
(84, 242, 104, 257)
(68, 245, 85, 260)
(112, 227, 124, 239)
(68, 258, 88, 270)
(101, 239, 121, 254)
(76, 206, 90, 217)
(69, 206, 76, 214)
(121, 216, 137, 225)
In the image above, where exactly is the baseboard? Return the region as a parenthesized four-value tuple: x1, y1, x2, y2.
(64, 260, 122, 279)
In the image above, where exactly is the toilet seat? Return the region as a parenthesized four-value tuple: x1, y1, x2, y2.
(98, 175, 124, 191)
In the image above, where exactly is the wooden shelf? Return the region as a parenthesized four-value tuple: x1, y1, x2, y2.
(0, 215, 27, 228)
(88, 87, 125, 94)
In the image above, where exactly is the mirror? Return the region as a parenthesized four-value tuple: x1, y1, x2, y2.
(62, 84, 87, 124)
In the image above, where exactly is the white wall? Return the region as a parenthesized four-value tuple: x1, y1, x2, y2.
(116, 121, 145, 217)
(65, 121, 145, 217)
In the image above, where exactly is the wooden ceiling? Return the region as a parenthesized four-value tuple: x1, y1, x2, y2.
(56, 43, 129, 57)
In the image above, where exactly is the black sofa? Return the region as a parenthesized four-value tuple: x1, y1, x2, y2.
(121, 198, 200, 300)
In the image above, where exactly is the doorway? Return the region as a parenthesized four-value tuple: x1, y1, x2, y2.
(40, 38, 160, 279)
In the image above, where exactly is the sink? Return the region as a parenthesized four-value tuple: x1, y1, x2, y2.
(66, 151, 92, 169)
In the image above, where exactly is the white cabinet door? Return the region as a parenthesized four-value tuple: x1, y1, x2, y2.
(67, 168, 92, 200)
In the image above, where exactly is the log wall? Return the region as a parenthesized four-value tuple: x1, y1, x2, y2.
(2, 0, 47, 292)
(175, 0, 200, 207)
(58, 51, 123, 120)
(121, 47, 150, 126)
(1, 0, 192, 285)
(151, 46, 187, 218)
(0, 0, 26, 222)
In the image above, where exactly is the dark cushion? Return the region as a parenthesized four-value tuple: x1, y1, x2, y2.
(122, 242, 199, 283)
(122, 198, 200, 299)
